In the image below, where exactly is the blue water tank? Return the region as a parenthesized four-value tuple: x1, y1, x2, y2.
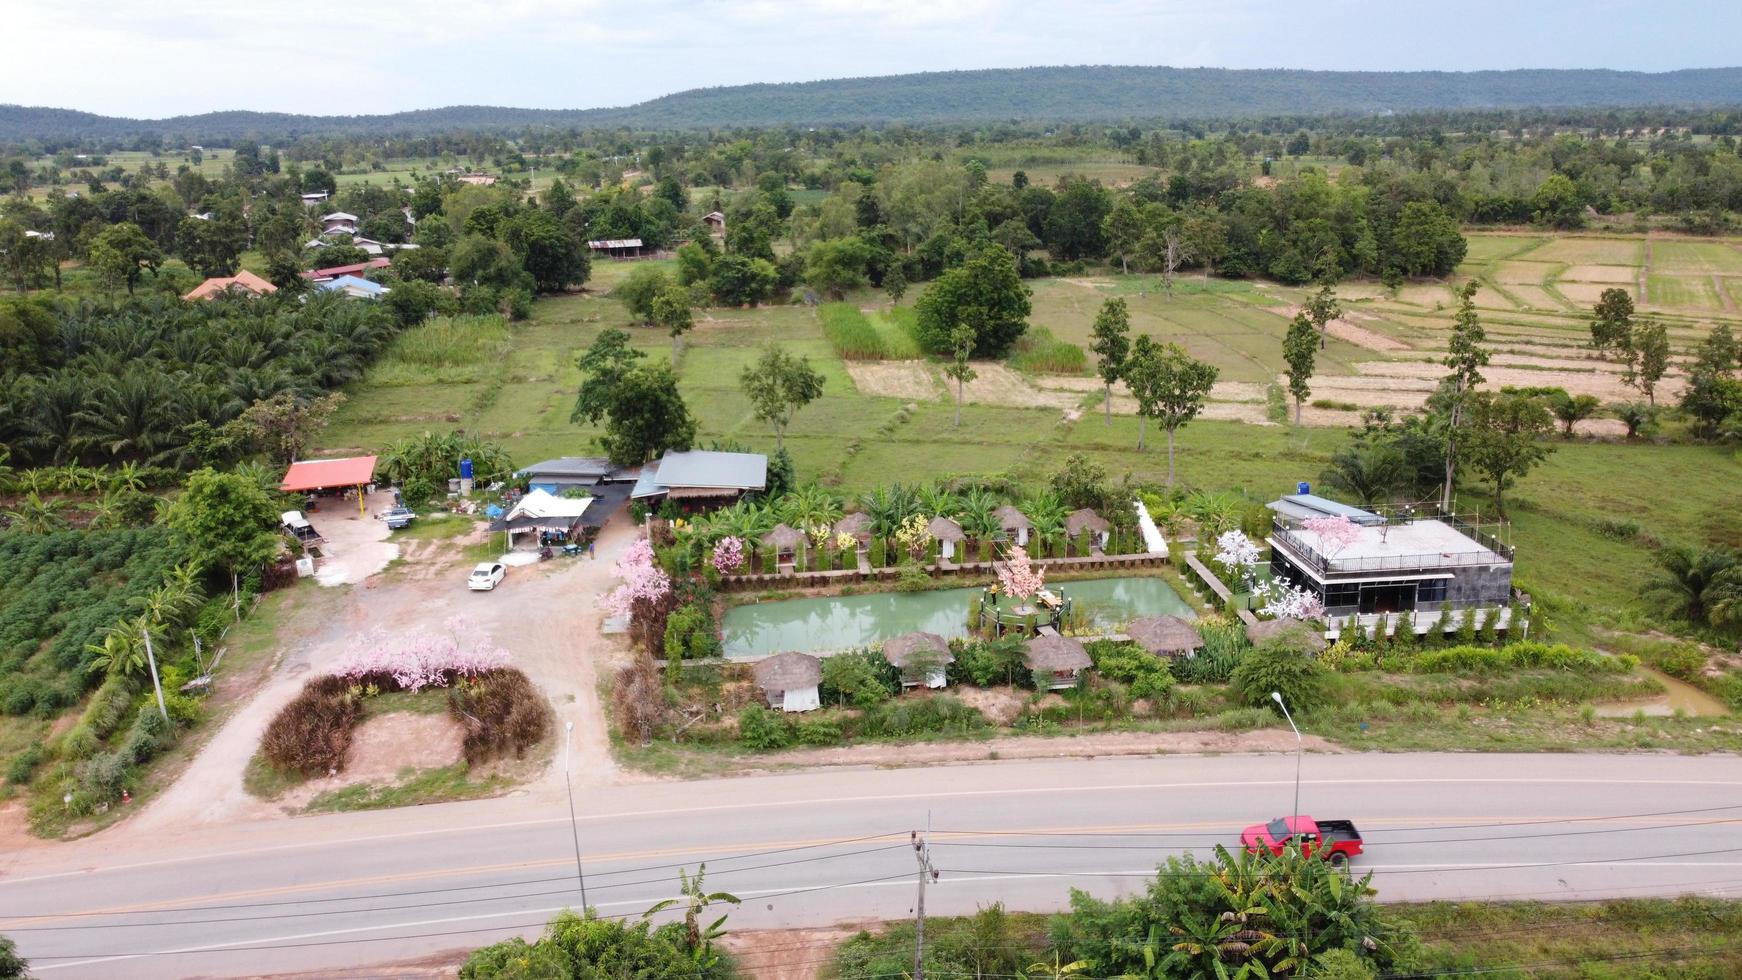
(460, 457, 474, 480)
(1296, 481, 1311, 495)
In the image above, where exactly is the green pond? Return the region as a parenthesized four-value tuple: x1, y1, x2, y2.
(721, 576, 1195, 659)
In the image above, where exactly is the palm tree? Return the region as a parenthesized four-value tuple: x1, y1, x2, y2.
(860, 484, 918, 550)
(1185, 490, 1245, 539)
(779, 484, 842, 535)
(1023, 490, 1068, 551)
(1319, 441, 1407, 508)
(1643, 545, 1742, 628)
(958, 489, 1001, 551)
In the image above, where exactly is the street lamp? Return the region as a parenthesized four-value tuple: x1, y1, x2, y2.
(1271, 691, 1302, 819)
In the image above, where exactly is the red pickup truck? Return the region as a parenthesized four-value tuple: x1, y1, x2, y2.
(1241, 815, 1364, 866)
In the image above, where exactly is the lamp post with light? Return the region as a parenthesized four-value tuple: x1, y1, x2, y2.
(1271, 691, 1302, 818)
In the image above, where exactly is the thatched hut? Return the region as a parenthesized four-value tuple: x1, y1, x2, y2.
(927, 516, 966, 561)
(833, 512, 872, 546)
(1246, 617, 1328, 654)
(1023, 634, 1092, 689)
(1127, 615, 1204, 657)
(995, 505, 1031, 546)
(761, 523, 807, 565)
(883, 632, 954, 688)
(752, 652, 823, 712)
(1065, 508, 1111, 551)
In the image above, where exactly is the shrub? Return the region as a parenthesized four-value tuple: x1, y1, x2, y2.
(261, 675, 358, 775)
(447, 668, 552, 764)
(1410, 642, 1630, 676)
(895, 561, 932, 592)
(855, 696, 987, 739)
(952, 637, 1026, 687)
(795, 718, 843, 746)
(662, 602, 720, 660)
(612, 656, 665, 744)
(869, 538, 887, 568)
(1008, 326, 1087, 374)
(738, 704, 791, 750)
(1086, 640, 1174, 701)
(6, 741, 45, 785)
(1231, 640, 1329, 714)
(821, 650, 897, 707)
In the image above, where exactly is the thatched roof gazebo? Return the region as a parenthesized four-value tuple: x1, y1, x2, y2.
(995, 505, 1031, 532)
(1126, 615, 1203, 657)
(833, 512, 872, 545)
(927, 516, 965, 542)
(1246, 617, 1328, 653)
(885, 631, 955, 687)
(1023, 634, 1092, 688)
(1065, 508, 1110, 537)
(761, 523, 807, 552)
(752, 652, 823, 712)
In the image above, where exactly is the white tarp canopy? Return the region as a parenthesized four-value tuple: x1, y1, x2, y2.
(505, 489, 591, 523)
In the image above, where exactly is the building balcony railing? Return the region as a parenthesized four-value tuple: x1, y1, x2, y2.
(1270, 520, 1512, 578)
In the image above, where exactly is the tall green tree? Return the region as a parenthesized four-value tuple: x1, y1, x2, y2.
(1391, 201, 1466, 277)
(914, 244, 1030, 357)
(652, 284, 694, 361)
(1124, 335, 1218, 486)
(1437, 281, 1489, 511)
(593, 364, 695, 466)
(740, 345, 825, 450)
(1589, 287, 1635, 356)
(571, 328, 646, 427)
(503, 208, 588, 293)
(943, 322, 978, 428)
(1463, 391, 1555, 516)
(168, 467, 281, 612)
(87, 222, 161, 294)
(1642, 545, 1742, 630)
(1548, 390, 1602, 437)
(615, 265, 669, 325)
(1304, 282, 1342, 351)
(1623, 319, 1670, 405)
(1282, 311, 1317, 424)
(176, 211, 248, 278)
(804, 237, 873, 300)
(1088, 298, 1131, 424)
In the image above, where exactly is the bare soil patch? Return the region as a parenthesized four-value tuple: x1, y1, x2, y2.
(761, 728, 1342, 770)
(1354, 360, 1685, 402)
(725, 925, 873, 980)
(311, 489, 401, 587)
(1275, 305, 1412, 352)
(961, 363, 1079, 409)
(1060, 277, 1115, 290)
(274, 712, 467, 809)
(844, 361, 939, 401)
(1561, 264, 1640, 284)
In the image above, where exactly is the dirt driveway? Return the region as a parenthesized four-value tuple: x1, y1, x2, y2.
(125, 513, 638, 836)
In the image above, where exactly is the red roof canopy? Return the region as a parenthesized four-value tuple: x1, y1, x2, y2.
(281, 456, 378, 492)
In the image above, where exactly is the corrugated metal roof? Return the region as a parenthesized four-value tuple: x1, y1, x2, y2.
(1269, 494, 1386, 526)
(281, 456, 377, 492)
(654, 450, 767, 491)
(519, 456, 615, 480)
(586, 238, 644, 249)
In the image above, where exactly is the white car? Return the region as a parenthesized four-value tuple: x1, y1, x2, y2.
(468, 562, 506, 591)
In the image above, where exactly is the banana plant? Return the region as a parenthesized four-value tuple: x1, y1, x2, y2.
(643, 864, 740, 967)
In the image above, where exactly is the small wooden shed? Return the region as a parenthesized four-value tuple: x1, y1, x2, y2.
(752, 653, 823, 712)
(1126, 615, 1204, 658)
(883, 632, 954, 689)
(1023, 634, 1092, 690)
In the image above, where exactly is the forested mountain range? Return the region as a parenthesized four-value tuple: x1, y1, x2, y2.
(6, 65, 1742, 142)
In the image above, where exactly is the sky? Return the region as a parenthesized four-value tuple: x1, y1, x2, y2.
(8, 0, 1741, 118)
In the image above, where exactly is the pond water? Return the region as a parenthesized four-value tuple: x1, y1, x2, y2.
(721, 576, 1195, 659)
(1593, 666, 1732, 718)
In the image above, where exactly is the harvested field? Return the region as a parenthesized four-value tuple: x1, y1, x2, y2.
(960, 362, 1080, 409)
(1495, 261, 1560, 285)
(1501, 283, 1571, 311)
(1305, 383, 1431, 410)
(1523, 238, 1644, 266)
(1556, 281, 1633, 305)
(1652, 240, 1742, 275)
(1103, 395, 1273, 425)
(1274, 305, 1411, 352)
(1646, 274, 1721, 310)
(1560, 264, 1640, 284)
(844, 360, 939, 400)
(1395, 283, 1454, 307)
(1354, 360, 1685, 402)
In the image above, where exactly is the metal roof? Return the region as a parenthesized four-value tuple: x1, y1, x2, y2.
(1268, 493, 1387, 526)
(519, 456, 615, 480)
(281, 456, 377, 492)
(653, 450, 767, 491)
(586, 238, 644, 249)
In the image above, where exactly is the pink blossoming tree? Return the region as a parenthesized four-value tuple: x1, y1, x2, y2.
(602, 537, 671, 617)
(1302, 515, 1362, 561)
(711, 535, 746, 575)
(997, 545, 1046, 603)
(331, 618, 508, 691)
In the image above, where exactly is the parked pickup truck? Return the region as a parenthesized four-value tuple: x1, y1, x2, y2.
(383, 505, 417, 530)
(1241, 815, 1363, 866)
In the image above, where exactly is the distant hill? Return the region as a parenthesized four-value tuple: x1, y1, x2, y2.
(7, 65, 1742, 141)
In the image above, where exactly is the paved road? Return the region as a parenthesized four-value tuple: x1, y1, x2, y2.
(4, 752, 1742, 978)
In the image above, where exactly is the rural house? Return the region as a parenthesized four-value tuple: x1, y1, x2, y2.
(631, 450, 768, 508)
(314, 275, 388, 300)
(883, 632, 953, 689)
(587, 238, 647, 259)
(320, 211, 359, 235)
(1265, 492, 1518, 635)
(1023, 634, 1091, 690)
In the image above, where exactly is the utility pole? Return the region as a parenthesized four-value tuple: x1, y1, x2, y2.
(564, 720, 588, 910)
(911, 829, 937, 979)
(142, 629, 168, 723)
